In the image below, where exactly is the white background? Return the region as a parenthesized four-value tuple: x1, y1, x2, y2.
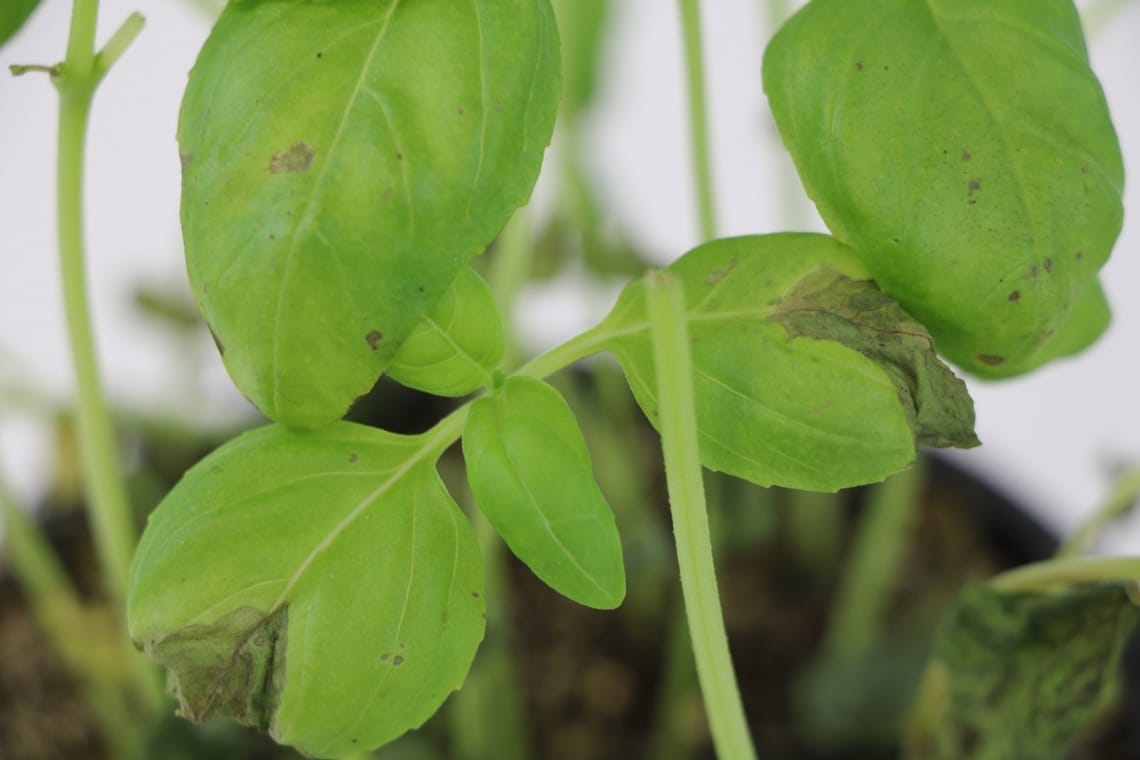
(1, 0, 1138, 545)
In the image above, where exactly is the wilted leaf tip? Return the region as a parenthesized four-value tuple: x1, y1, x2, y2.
(268, 141, 316, 174)
(143, 604, 289, 732)
(768, 268, 979, 450)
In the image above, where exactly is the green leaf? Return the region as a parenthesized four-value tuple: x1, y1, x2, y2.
(179, 0, 560, 427)
(462, 376, 625, 609)
(0, 0, 39, 49)
(600, 234, 976, 492)
(763, 0, 1123, 378)
(128, 422, 484, 758)
(387, 267, 504, 397)
(905, 584, 1140, 759)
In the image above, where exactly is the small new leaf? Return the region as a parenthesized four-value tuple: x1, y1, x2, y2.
(128, 422, 484, 759)
(463, 377, 626, 609)
(388, 267, 504, 397)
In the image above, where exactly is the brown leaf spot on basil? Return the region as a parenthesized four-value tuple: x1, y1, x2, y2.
(365, 330, 384, 351)
(141, 605, 288, 731)
(768, 268, 978, 449)
(267, 141, 315, 174)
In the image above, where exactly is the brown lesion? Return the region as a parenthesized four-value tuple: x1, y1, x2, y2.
(268, 142, 316, 174)
(365, 330, 384, 351)
(146, 604, 289, 731)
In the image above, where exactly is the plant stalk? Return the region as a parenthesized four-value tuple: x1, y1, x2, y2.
(677, 0, 717, 242)
(821, 462, 924, 660)
(646, 272, 756, 760)
(991, 555, 1140, 592)
(54, 2, 143, 613)
(1057, 467, 1140, 558)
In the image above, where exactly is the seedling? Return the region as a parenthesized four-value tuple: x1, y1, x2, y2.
(6, 0, 1130, 757)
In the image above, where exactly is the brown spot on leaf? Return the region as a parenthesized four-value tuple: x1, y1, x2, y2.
(458, 107, 465, 115)
(962, 149, 972, 161)
(392, 655, 405, 667)
(348, 453, 358, 464)
(968, 179, 981, 195)
(1008, 290, 1020, 302)
(706, 256, 739, 285)
(268, 141, 316, 174)
(395, 152, 403, 160)
(366, 330, 383, 351)
(315, 51, 323, 59)
(1075, 250, 1084, 261)
(380, 653, 390, 662)
(1044, 258, 1054, 272)
(977, 354, 1005, 366)
(855, 61, 863, 71)
(890, 237, 901, 245)
(180, 152, 192, 171)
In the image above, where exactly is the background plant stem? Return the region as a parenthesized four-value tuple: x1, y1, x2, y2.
(820, 462, 924, 660)
(991, 555, 1140, 592)
(55, 0, 138, 613)
(1057, 467, 1140, 558)
(677, 0, 717, 241)
(647, 272, 756, 760)
(0, 478, 145, 759)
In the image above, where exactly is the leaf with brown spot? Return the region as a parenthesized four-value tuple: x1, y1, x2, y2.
(179, 0, 560, 427)
(128, 422, 485, 758)
(764, 0, 1123, 378)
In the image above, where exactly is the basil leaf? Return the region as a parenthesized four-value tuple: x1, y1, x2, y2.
(179, 0, 560, 426)
(388, 267, 504, 397)
(764, 0, 1123, 377)
(463, 376, 625, 609)
(0, 0, 39, 49)
(128, 422, 484, 758)
(600, 234, 976, 492)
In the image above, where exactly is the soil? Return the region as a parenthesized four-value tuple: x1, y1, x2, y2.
(2, 381, 1137, 759)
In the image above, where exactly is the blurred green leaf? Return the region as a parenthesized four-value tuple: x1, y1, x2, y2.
(905, 584, 1140, 759)
(0, 0, 39, 49)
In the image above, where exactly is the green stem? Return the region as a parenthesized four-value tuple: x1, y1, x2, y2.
(0, 481, 145, 759)
(1057, 467, 1140, 558)
(821, 463, 923, 660)
(785, 488, 843, 575)
(489, 209, 532, 372)
(990, 556, 1140, 593)
(646, 272, 756, 760)
(515, 324, 609, 381)
(54, 1, 144, 612)
(677, 0, 717, 242)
